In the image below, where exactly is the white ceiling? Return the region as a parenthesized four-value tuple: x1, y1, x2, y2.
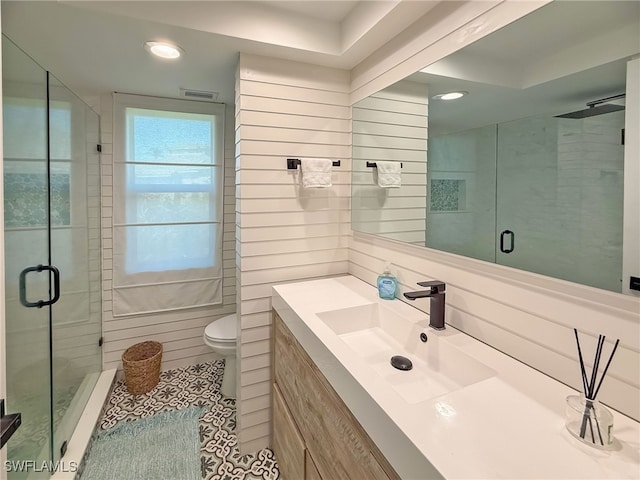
(262, 1, 359, 22)
(408, 0, 639, 135)
(1, 0, 438, 105)
(4, 0, 637, 120)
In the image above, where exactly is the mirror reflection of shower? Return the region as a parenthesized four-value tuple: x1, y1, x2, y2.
(351, 0, 639, 295)
(427, 106, 625, 293)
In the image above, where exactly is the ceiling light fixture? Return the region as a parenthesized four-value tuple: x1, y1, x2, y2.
(144, 41, 183, 60)
(432, 91, 468, 101)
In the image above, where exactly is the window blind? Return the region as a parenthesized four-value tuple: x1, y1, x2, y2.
(112, 94, 224, 315)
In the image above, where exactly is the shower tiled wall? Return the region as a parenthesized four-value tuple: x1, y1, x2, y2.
(556, 112, 625, 290)
(426, 125, 497, 263)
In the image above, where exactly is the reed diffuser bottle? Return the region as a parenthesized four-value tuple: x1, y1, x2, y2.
(568, 329, 619, 449)
(565, 394, 614, 448)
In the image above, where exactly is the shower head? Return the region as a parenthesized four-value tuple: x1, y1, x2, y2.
(556, 93, 625, 119)
(556, 103, 624, 119)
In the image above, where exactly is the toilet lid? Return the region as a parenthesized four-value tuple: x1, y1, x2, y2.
(205, 314, 237, 342)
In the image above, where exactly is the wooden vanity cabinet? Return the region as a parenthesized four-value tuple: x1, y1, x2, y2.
(273, 382, 305, 479)
(304, 451, 322, 480)
(272, 310, 400, 480)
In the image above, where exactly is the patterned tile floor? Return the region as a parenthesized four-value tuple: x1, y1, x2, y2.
(99, 360, 280, 480)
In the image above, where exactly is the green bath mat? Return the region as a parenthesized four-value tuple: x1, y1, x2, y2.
(81, 407, 204, 480)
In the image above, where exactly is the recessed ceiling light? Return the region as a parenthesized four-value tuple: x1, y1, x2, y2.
(144, 41, 183, 60)
(432, 91, 468, 101)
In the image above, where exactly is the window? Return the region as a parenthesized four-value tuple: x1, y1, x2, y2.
(113, 94, 225, 315)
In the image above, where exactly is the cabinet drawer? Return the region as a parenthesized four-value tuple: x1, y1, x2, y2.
(273, 382, 305, 480)
(274, 312, 397, 480)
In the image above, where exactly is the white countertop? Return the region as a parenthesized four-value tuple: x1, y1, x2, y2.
(272, 275, 640, 480)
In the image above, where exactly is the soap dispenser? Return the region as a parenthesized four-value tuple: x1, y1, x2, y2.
(377, 263, 398, 300)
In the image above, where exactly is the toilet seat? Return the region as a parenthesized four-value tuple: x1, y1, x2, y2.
(204, 314, 236, 343)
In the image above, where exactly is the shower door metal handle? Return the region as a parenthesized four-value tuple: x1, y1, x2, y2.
(500, 230, 515, 254)
(19, 264, 61, 308)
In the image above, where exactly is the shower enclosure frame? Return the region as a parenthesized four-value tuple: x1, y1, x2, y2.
(2, 35, 103, 477)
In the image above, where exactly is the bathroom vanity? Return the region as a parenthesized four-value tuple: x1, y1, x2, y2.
(272, 311, 399, 480)
(271, 276, 640, 479)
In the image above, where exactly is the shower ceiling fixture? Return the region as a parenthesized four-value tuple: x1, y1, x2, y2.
(556, 93, 626, 119)
(144, 41, 183, 59)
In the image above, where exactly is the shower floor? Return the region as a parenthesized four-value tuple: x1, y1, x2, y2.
(8, 382, 77, 466)
(96, 360, 280, 480)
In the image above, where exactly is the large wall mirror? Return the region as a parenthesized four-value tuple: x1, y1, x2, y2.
(352, 0, 639, 295)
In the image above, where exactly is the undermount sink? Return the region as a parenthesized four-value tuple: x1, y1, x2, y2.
(317, 303, 495, 404)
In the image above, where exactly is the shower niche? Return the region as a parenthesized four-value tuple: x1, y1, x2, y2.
(2, 35, 102, 476)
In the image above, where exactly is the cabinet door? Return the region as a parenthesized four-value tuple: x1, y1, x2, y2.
(305, 451, 322, 480)
(273, 383, 305, 480)
(274, 314, 394, 480)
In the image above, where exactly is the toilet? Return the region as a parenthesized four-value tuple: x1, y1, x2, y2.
(203, 314, 237, 398)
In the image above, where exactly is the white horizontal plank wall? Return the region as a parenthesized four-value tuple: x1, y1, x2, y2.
(100, 94, 237, 373)
(348, 0, 640, 422)
(352, 79, 427, 245)
(235, 53, 350, 453)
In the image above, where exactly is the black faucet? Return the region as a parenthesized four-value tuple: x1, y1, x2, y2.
(403, 281, 446, 330)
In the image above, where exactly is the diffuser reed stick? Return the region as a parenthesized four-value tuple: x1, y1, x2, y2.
(572, 329, 619, 447)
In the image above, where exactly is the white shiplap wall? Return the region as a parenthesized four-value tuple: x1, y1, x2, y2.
(100, 94, 237, 372)
(235, 53, 351, 453)
(352, 79, 428, 245)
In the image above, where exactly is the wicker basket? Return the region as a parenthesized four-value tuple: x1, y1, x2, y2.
(122, 341, 163, 395)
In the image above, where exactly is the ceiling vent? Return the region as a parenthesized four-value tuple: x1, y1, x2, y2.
(180, 88, 219, 101)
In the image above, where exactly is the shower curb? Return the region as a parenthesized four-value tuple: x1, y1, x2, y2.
(50, 369, 117, 480)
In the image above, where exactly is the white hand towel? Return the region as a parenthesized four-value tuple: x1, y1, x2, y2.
(301, 158, 333, 188)
(376, 161, 401, 188)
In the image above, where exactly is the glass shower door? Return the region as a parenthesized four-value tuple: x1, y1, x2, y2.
(48, 74, 102, 463)
(495, 112, 624, 292)
(3, 36, 103, 476)
(2, 37, 53, 478)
